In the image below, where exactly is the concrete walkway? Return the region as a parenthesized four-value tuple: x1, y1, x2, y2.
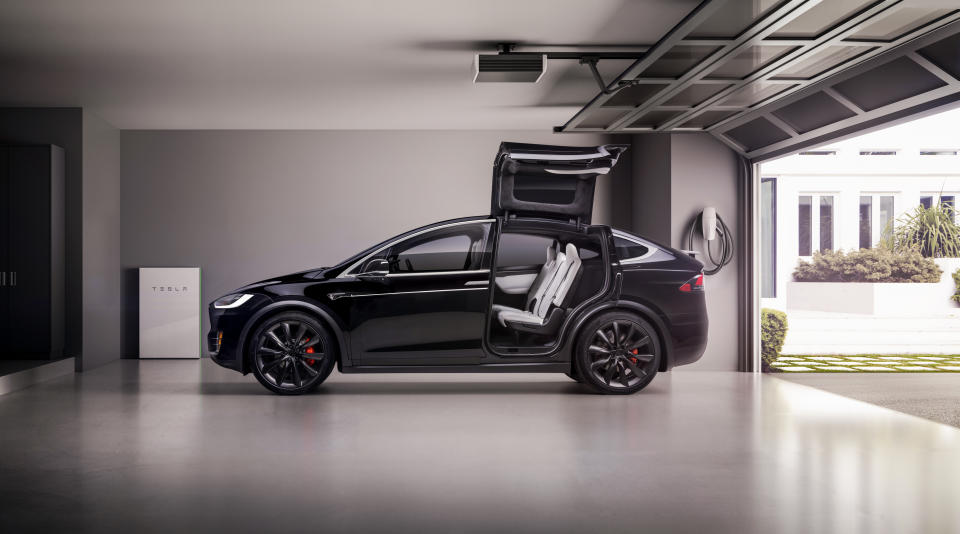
(777, 372, 960, 428)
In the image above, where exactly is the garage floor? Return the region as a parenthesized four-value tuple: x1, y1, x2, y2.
(1, 361, 959, 533)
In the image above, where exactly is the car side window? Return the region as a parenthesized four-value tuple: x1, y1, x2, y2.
(385, 223, 491, 273)
(613, 236, 649, 261)
(496, 232, 555, 268)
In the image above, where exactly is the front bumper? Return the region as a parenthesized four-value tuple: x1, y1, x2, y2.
(207, 293, 272, 372)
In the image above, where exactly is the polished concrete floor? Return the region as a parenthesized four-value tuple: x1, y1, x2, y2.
(780, 372, 960, 429)
(1, 360, 959, 533)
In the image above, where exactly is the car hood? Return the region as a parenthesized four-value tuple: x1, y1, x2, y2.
(235, 267, 329, 292)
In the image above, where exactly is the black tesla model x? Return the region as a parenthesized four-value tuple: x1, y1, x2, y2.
(208, 143, 708, 394)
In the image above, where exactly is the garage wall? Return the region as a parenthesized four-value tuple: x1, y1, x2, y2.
(119, 130, 630, 357)
(631, 133, 741, 371)
(81, 110, 122, 370)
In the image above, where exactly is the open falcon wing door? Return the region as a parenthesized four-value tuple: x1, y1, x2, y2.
(491, 142, 628, 225)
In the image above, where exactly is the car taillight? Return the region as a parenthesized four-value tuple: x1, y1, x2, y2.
(679, 273, 704, 293)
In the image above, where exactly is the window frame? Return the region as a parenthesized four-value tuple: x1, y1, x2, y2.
(340, 219, 495, 278)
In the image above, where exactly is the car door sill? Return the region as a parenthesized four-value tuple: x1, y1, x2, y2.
(342, 363, 568, 373)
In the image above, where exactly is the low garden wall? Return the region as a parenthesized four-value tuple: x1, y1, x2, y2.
(787, 258, 960, 315)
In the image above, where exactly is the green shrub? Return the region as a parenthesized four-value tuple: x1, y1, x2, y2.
(953, 269, 960, 303)
(793, 248, 941, 283)
(761, 308, 787, 366)
(883, 202, 960, 258)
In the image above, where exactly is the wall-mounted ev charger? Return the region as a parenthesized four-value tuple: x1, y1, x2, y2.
(686, 206, 733, 275)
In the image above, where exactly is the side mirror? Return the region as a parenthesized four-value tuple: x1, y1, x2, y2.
(358, 258, 390, 278)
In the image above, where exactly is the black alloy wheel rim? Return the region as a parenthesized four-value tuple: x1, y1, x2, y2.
(587, 320, 656, 388)
(255, 321, 325, 389)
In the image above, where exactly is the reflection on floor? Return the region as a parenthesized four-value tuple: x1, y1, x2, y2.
(778, 372, 960, 429)
(1, 360, 959, 533)
(771, 353, 960, 372)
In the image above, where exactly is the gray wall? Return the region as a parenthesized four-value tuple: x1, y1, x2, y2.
(0, 108, 83, 361)
(670, 134, 740, 371)
(81, 110, 122, 369)
(631, 133, 740, 371)
(119, 130, 629, 356)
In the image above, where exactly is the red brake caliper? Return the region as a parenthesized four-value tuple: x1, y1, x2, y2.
(304, 337, 315, 364)
(630, 348, 639, 364)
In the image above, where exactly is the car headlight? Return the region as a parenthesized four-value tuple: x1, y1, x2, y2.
(213, 293, 254, 309)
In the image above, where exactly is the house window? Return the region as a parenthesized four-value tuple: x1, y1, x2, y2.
(920, 150, 959, 155)
(860, 194, 895, 248)
(799, 150, 837, 156)
(799, 196, 812, 256)
(819, 197, 834, 251)
(920, 195, 957, 219)
(797, 194, 837, 256)
(859, 150, 898, 155)
(859, 196, 872, 249)
(798, 194, 835, 256)
(761, 178, 776, 298)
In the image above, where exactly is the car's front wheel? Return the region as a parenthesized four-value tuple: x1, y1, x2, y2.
(250, 312, 336, 395)
(575, 311, 661, 394)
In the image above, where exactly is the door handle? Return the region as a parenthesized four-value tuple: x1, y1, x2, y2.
(464, 280, 488, 287)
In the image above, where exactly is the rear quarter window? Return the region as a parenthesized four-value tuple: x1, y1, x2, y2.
(614, 236, 649, 260)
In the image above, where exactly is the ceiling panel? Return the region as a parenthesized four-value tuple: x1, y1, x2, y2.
(627, 109, 683, 129)
(772, 46, 873, 80)
(849, 7, 954, 41)
(687, 0, 785, 38)
(722, 81, 798, 107)
(677, 109, 740, 129)
(770, 0, 876, 38)
(771, 92, 857, 133)
(725, 117, 792, 151)
(641, 45, 720, 78)
(663, 83, 733, 106)
(918, 31, 960, 80)
(707, 45, 797, 79)
(832, 56, 947, 111)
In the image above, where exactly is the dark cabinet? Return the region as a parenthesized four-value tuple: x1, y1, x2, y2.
(0, 145, 65, 359)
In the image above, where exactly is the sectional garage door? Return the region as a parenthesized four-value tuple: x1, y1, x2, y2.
(557, 0, 960, 162)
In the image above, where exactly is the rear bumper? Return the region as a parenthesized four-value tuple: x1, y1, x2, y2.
(666, 316, 709, 369)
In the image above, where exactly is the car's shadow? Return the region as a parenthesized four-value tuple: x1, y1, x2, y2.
(314, 381, 591, 395)
(198, 380, 594, 396)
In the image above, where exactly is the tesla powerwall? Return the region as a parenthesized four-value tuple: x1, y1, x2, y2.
(139, 267, 201, 358)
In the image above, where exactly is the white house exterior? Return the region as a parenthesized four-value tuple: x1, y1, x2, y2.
(758, 108, 960, 356)
(760, 109, 960, 311)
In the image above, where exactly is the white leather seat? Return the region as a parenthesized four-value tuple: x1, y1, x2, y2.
(495, 242, 581, 328)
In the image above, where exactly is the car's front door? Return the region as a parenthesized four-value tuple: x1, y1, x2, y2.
(342, 220, 494, 366)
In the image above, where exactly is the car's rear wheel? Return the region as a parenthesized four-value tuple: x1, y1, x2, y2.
(575, 311, 660, 394)
(250, 312, 335, 395)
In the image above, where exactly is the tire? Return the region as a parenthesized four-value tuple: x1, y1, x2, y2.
(565, 371, 584, 383)
(249, 312, 336, 395)
(574, 311, 661, 395)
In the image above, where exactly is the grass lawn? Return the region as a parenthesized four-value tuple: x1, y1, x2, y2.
(770, 354, 960, 372)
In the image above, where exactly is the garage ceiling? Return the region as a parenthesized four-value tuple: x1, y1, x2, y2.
(0, 0, 700, 129)
(2, 0, 958, 144)
(557, 0, 960, 160)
